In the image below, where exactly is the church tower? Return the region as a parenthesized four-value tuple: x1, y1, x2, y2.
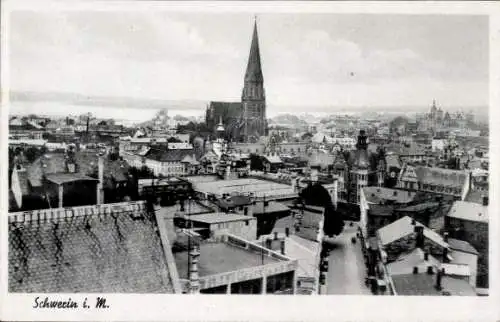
(242, 18, 266, 142)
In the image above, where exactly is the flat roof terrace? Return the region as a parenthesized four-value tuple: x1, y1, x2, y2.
(174, 242, 282, 279)
(192, 178, 297, 199)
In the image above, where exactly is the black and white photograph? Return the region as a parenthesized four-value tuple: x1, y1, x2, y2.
(1, 1, 498, 321)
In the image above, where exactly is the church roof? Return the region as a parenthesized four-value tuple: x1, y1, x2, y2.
(244, 21, 264, 83)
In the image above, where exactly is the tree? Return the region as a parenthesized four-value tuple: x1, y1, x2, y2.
(299, 182, 345, 237)
(249, 154, 264, 171)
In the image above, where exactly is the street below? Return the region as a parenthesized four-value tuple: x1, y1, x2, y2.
(325, 221, 372, 295)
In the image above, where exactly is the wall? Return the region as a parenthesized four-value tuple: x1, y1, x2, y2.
(446, 217, 488, 288)
(451, 251, 478, 287)
(210, 219, 257, 241)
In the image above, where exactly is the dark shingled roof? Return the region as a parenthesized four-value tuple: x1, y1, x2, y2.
(413, 166, 467, 188)
(391, 273, 476, 296)
(448, 238, 479, 256)
(9, 209, 173, 293)
(144, 147, 195, 163)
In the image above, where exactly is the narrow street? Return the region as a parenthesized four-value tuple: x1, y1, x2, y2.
(325, 221, 372, 295)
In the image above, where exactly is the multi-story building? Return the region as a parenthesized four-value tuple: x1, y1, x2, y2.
(397, 165, 470, 200)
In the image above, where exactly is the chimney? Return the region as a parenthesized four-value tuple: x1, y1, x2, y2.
(482, 195, 489, 206)
(415, 226, 424, 248)
(274, 231, 278, 240)
(442, 248, 449, 263)
(188, 245, 201, 294)
(413, 266, 418, 274)
(280, 240, 285, 255)
(265, 238, 272, 249)
(424, 251, 429, 261)
(285, 227, 290, 237)
(411, 218, 416, 226)
(97, 155, 104, 204)
(427, 266, 434, 275)
(443, 232, 449, 243)
(435, 268, 444, 290)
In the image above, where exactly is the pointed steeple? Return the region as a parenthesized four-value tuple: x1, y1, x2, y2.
(244, 18, 264, 83)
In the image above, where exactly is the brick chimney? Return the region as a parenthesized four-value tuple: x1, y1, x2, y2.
(482, 195, 489, 206)
(442, 248, 449, 263)
(435, 268, 444, 291)
(188, 245, 201, 294)
(415, 226, 424, 248)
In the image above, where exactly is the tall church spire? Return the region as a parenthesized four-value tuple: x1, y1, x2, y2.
(244, 18, 264, 83)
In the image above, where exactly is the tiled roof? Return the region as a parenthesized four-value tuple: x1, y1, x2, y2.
(413, 166, 467, 188)
(45, 173, 98, 185)
(9, 207, 174, 293)
(145, 147, 196, 163)
(392, 273, 476, 296)
(387, 248, 441, 276)
(377, 216, 448, 248)
(363, 187, 416, 204)
(448, 238, 479, 255)
(447, 201, 488, 223)
(396, 202, 440, 213)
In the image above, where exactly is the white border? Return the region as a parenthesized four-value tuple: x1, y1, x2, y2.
(1, 1, 499, 321)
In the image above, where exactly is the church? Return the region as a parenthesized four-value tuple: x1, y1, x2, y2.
(205, 20, 268, 143)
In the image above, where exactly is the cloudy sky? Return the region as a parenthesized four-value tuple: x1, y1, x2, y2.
(9, 11, 489, 120)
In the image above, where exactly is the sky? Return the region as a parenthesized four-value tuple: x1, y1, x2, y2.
(8, 11, 489, 121)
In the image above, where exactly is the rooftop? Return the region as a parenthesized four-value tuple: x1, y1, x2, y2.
(391, 273, 476, 296)
(174, 242, 282, 279)
(411, 166, 468, 188)
(377, 216, 448, 248)
(187, 213, 255, 224)
(363, 187, 416, 204)
(447, 201, 488, 223)
(448, 238, 479, 256)
(9, 203, 174, 293)
(387, 248, 441, 276)
(192, 178, 296, 199)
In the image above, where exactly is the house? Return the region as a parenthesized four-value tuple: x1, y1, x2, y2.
(10, 148, 130, 211)
(262, 154, 284, 173)
(122, 146, 197, 177)
(445, 200, 489, 289)
(376, 216, 449, 262)
(180, 212, 257, 241)
(447, 237, 479, 287)
(390, 270, 476, 296)
(258, 230, 322, 294)
(397, 165, 469, 199)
